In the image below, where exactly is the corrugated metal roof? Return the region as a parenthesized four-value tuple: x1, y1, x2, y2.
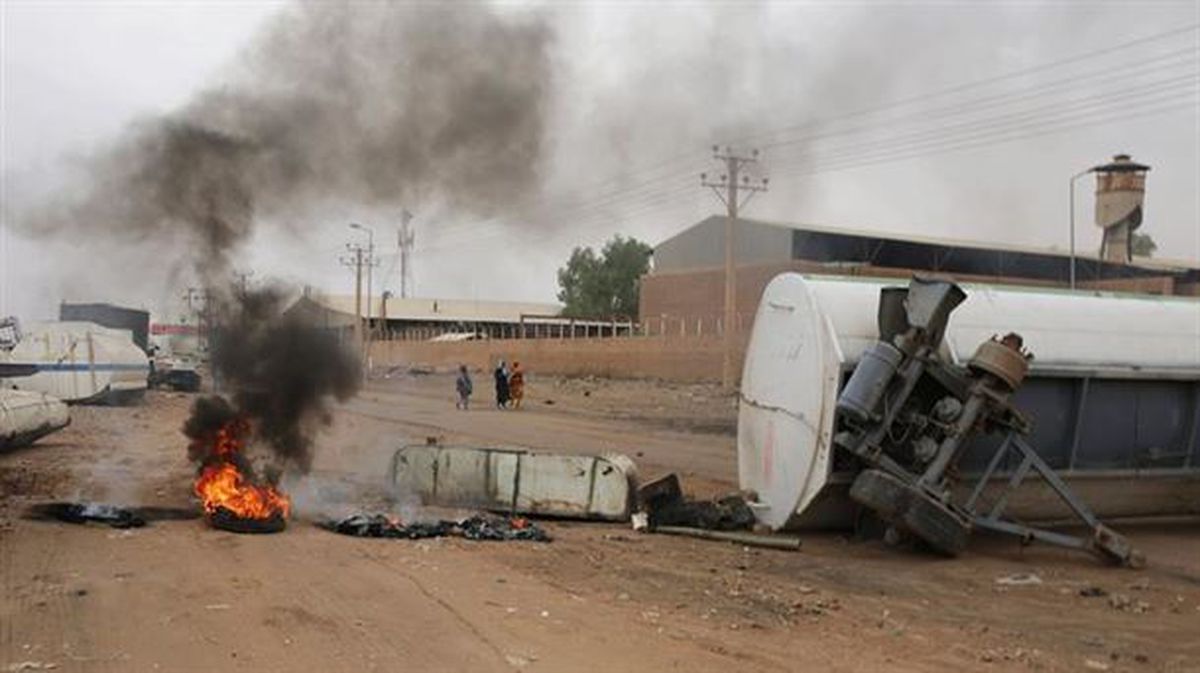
(307, 294, 562, 323)
(657, 215, 1199, 273)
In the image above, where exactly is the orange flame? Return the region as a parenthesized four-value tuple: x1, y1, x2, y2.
(193, 419, 290, 520)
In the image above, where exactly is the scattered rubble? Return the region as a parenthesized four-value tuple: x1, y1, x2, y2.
(460, 515, 550, 542)
(1107, 593, 1151, 614)
(978, 647, 1038, 665)
(994, 573, 1043, 587)
(320, 513, 451, 539)
(635, 473, 799, 549)
(638, 473, 756, 530)
(320, 513, 550, 542)
(4, 662, 58, 672)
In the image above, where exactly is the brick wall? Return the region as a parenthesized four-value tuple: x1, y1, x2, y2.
(639, 261, 1189, 326)
(369, 333, 750, 383)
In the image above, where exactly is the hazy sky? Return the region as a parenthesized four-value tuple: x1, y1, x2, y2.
(2, 0, 1197, 322)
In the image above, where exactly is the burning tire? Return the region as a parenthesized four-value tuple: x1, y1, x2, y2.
(850, 469, 970, 557)
(208, 506, 287, 534)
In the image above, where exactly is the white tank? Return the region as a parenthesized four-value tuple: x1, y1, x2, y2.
(3, 322, 149, 404)
(0, 389, 70, 449)
(739, 274, 1200, 531)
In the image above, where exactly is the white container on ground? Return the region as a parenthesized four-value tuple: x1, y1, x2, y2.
(391, 445, 637, 520)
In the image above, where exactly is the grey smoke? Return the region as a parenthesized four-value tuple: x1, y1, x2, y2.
(22, 1, 553, 281)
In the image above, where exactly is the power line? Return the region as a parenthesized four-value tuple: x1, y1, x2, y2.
(428, 57, 1195, 251)
(424, 94, 1196, 256)
(415, 25, 1199, 254)
(744, 22, 1200, 147)
(767, 82, 1198, 179)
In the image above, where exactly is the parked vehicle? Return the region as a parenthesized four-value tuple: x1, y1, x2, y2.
(2, 321, 150, 404)
(148, 347, 202, 392)
(0, 388, 70, 450)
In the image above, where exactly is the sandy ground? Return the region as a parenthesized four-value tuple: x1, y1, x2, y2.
(2, 372, 1199, 672)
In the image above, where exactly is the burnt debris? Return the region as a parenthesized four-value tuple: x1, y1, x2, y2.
(320, 513, 550, 542)
(26, 502, 199, 528)
(638, 473, 756, 531)
(321, 514, 451, 539)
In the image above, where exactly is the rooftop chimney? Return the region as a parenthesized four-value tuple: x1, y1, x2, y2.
(1093, 154, 1150, 263)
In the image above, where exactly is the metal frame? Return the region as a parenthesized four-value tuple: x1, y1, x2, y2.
(965, 433, 1140, 564)
(832, 278, 1143, 565)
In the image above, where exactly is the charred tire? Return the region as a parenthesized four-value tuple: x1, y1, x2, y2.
(850, 469, 970, 557)
(208, 507, 286, 534)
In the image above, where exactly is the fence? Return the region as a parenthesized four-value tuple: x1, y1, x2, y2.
(367, 313, 757, 383)
(372, 312, 756, 343)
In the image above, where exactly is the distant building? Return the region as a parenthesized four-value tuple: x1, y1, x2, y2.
(640, 215, 1200, 327)
(286, 291, 615, 340)
(59, 302, 151, 352)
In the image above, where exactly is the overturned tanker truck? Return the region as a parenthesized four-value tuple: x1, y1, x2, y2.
(739, 274, 1200, 565)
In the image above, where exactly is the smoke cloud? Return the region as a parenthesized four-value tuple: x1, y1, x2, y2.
(14, 1, 556, 482)
(184, 283, 360, 480)
(22, 1, 554, 281)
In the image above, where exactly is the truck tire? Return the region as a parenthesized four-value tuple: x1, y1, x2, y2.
(900, 491, 970, 557)
(849, 469, 909, 520)
(850, 469, 970, 557)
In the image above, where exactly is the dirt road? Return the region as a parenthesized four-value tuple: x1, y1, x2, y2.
(3, 374, 1199, 672)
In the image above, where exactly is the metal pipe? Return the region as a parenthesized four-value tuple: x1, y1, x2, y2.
(1069, 168, 1094, 290)
(652, 525, 801, 551)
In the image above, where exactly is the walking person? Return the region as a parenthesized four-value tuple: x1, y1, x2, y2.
(494, 360, 510, 409)
(509, 361, 525, 409)
(455, 364, 473, 410)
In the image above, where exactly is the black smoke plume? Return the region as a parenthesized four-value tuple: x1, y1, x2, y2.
(22, 1, 554, 278)
(183, 285, 360, 479)
(18, 1, 553, 482)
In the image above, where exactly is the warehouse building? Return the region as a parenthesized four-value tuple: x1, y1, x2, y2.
(287, 291, 626, 340)
(639, 215, 1200, 329)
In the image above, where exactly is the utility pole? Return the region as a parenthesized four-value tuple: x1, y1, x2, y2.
(233, 270, 254, 298)
(701, 146, 768, 391)
(340, 243, 366, 365)
(398, 210, 415, 298)
(182, 287, 207, 346)
(349, 223, 379, 377)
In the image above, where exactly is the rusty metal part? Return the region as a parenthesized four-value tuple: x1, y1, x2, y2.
(968, 338, 1030, 390)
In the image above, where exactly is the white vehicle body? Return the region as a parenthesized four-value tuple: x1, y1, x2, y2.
(3, 322, 149, 404)
(0, 389, 70, 449)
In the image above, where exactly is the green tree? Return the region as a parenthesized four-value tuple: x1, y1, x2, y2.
(556, 235, 652, 318)
(1131, 232, 1157, 257)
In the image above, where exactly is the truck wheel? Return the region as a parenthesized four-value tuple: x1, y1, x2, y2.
(901, 491, 970, 557)
(850, 469, 970, 557)
(849, 469, 910, 520)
